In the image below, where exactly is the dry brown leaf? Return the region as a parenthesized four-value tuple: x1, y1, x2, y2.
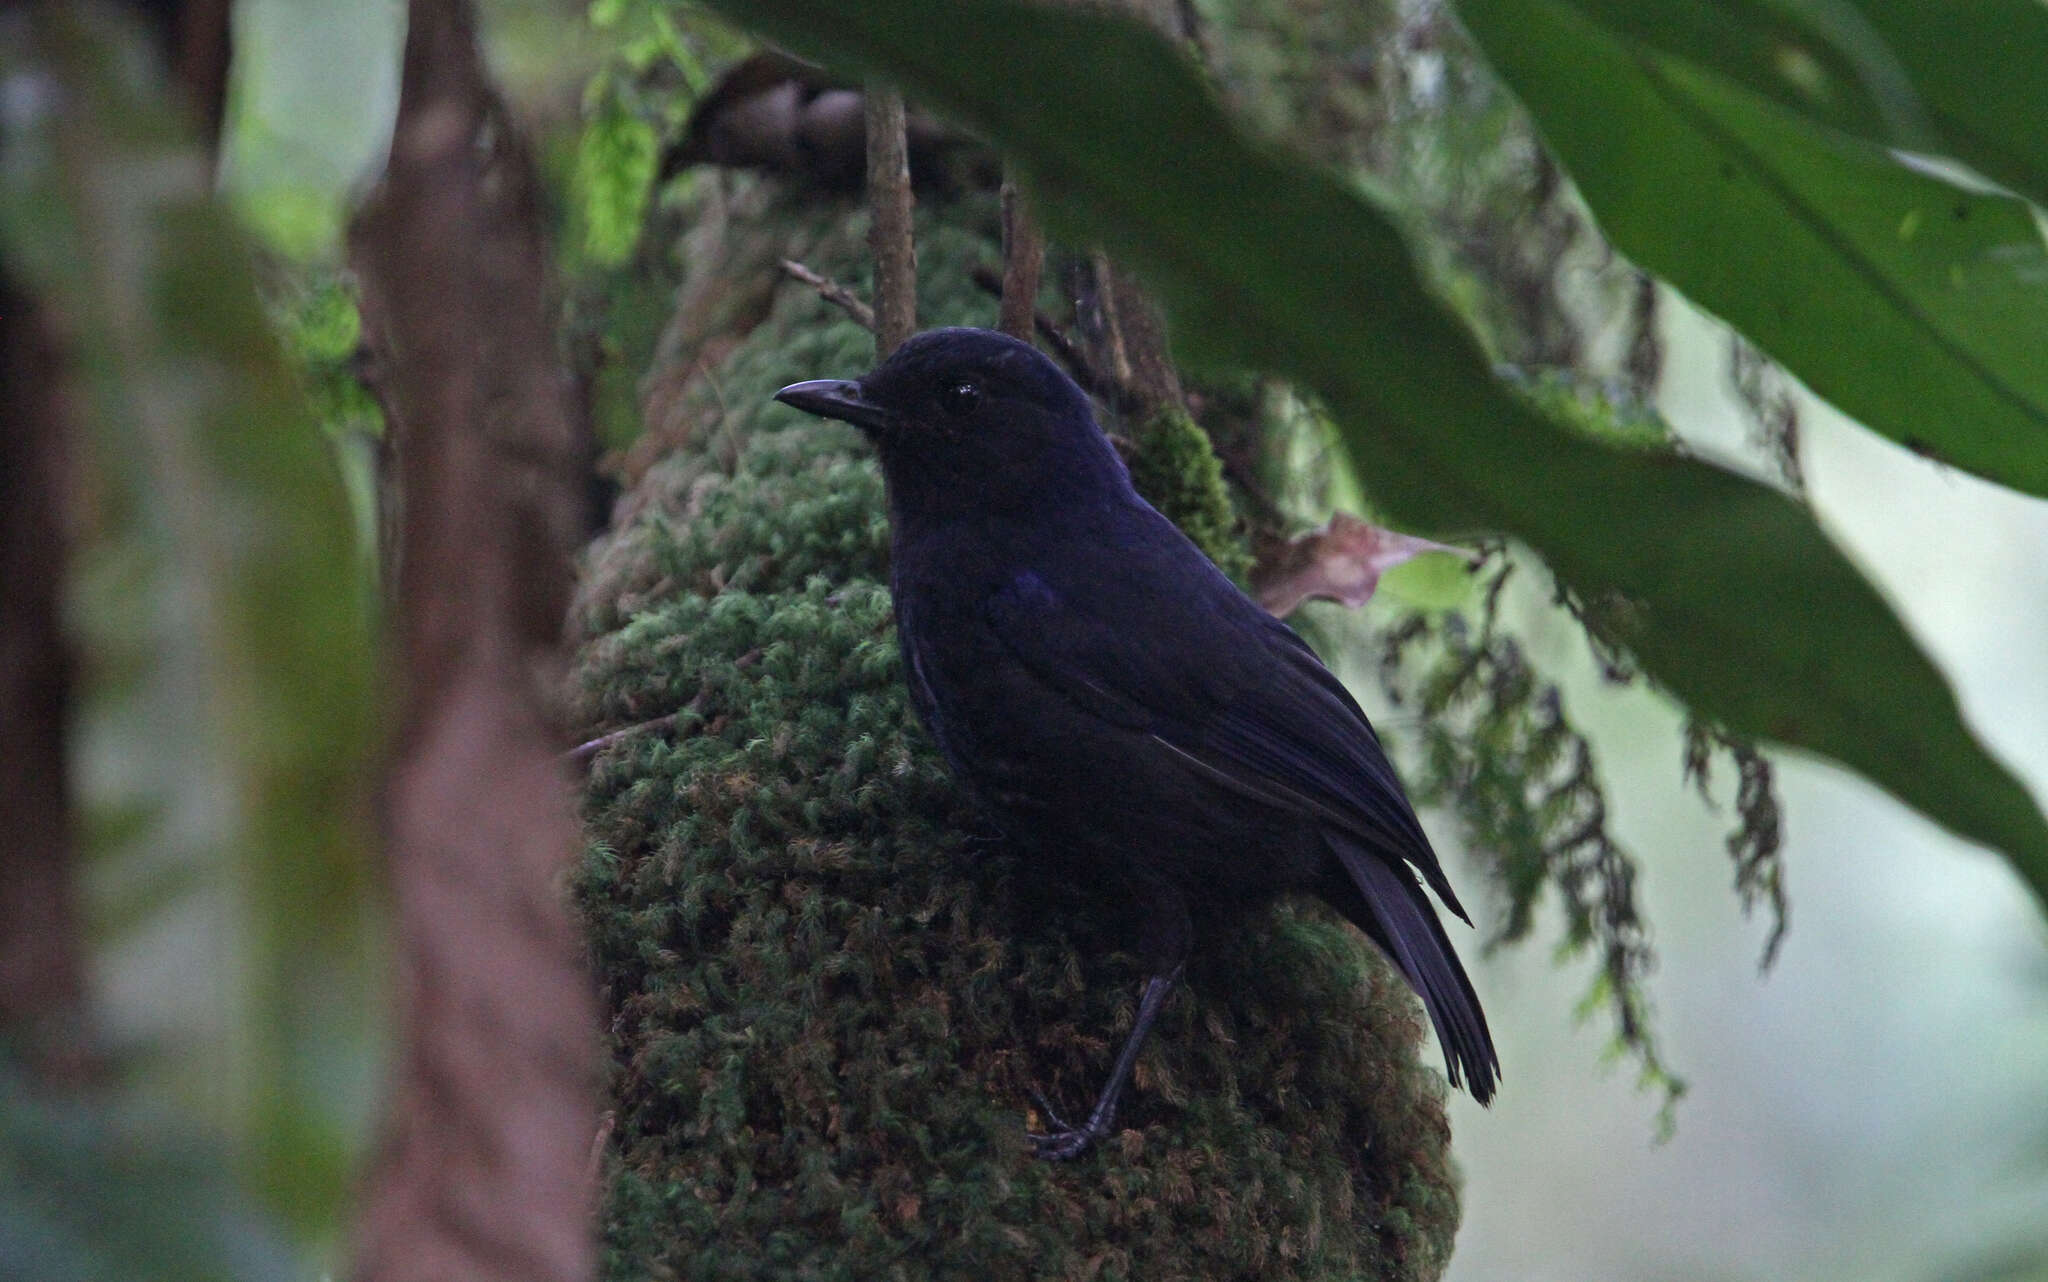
(1253, 512, 1472, 617)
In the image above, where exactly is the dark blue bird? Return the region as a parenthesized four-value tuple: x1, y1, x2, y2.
(776, 327, 1497, 1159)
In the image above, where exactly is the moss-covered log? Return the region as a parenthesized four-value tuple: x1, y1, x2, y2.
(571, 181, 1461, 1281)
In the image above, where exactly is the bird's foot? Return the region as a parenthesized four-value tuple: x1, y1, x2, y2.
(1026, 1088, 1110, 1161)
(1030, 1122, 1105, 1162)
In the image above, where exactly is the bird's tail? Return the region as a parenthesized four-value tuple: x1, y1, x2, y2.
(1327, 834, 1499, 1103)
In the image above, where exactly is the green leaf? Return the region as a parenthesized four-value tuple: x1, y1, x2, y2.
(691, 0, 2048, 904)
(573, 90, 660, 266)
(1455, 0, 2048, 498)
(1494, 0, 2048, 215)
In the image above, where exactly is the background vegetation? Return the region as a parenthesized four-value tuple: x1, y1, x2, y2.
(3, 1, 2046, 1280)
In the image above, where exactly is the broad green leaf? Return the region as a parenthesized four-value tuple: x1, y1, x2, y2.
(1504, 0, 2048, 215)
(1455, 0, 2048, 500)
(693, 0, 2048, 904)
(0, 4, 380, 1252)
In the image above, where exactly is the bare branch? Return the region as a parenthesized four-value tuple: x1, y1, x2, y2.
(864, 84, 917, 356)
(569, 711, 685, 766)
(998, 174, 1045, 341)
(1087, 251, 1132, 391)
(569, 651, 760, 769)
(779, 258, 875, 331)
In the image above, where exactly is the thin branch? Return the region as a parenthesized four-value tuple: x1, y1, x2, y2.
(779, 259, 875, 331)
(584, 1111, 616, 1192)
(864, 84, 917, 356)
(998, 174, 1045, 341)
(1087, 250, 1133, 391)
(569, 650, 761, 768)
(568, 711, 686, 766)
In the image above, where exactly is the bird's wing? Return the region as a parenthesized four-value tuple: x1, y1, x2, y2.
(982, 564, 1468, 922)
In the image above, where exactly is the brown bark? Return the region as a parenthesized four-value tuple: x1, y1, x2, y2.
(170, 0, 232, 155)
(345, 1, 599, 1279)
(997, 175, 1044, 342)
(0, 274, 90, 1085)
(864, 83, 917, 356)
(1071, 253, 1185, 416)
(118, 0, 233, 154)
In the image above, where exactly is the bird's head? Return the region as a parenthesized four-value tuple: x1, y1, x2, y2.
(775, 327, 1131, 523)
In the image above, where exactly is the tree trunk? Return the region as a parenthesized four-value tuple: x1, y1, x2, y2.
(346, 2, 601, 1279)
(0, 274, 90, 1087)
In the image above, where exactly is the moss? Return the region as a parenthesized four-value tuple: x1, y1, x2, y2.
(572, 181, 1461, 1280)
(1125, 407, 1254, 586)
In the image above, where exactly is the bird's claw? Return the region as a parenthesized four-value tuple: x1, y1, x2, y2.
(1028, 1087, 1073, 1133)
(1026, 1088, 1108, 1160)
(1029, 1121, 1104, 1161)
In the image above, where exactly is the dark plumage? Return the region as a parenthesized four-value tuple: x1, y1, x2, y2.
(775, 327, 1497, 1160)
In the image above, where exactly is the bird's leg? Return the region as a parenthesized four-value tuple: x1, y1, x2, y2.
(1029, 964, 1184, 1161)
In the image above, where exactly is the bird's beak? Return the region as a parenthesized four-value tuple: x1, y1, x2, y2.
(773, 379, 897, 434)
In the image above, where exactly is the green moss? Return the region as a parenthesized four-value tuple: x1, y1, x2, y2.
(571, 182, 1460, 1281)
(1125, 407, 1254, 586)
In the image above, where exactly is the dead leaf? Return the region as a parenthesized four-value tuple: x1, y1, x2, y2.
(1253, 512, 1473, 617)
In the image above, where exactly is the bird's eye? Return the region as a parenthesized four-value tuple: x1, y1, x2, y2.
(937, 379, 982, 417)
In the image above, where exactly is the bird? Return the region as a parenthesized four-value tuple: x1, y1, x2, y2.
(775, 327, 1497, 1160)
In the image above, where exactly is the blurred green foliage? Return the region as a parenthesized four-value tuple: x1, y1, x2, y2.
(0, 2, 381, 1272)
(571, 92, 661, 266)
(218, 0, 403, 257)
(269, 271, 385, 566)
(0, 1064, 295, 1282)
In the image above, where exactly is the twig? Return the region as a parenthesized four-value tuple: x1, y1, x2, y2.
(864, 84, 916, 356)
(584, 1110, 616, 1192)
(568, 650, 761, 767)
(998, 174, 1044, 341)
(568, 709, 688, 765)
(1088, 251, 1132, 390)
(779, 259, 874, 331)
